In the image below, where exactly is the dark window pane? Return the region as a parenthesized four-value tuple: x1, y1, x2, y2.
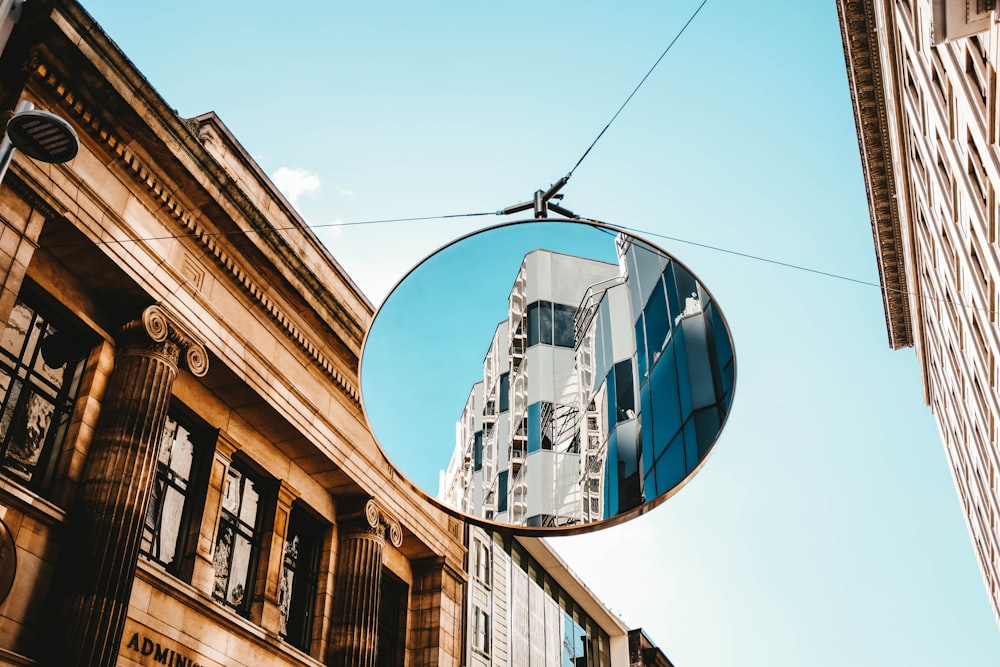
(498, 470, 508, 513)
(650, 342, 681, 461)
(642, 281, 669, 363)
(640, 386, 654, 480)
(673, 263, 698, 310)
(614, 359, 634, 422)
(653, 432, 685, 493)
(281, 507, 323, 651)
(635, 317, 647, 383)
(499, 372, 509, 413)
(694, 406, 721, 458)
(377, 572, 408, 666)
(553, 303, 576, 348)
(527, 301, 540, 347)
(473, 431, 483, 471)
(707, 302, 733, 369)
(605, 367, 616, 428)
(527, 402, 541, 453)
(672, 322, 693, 419)
(605, 431, 618, 516)
(539, 300, 553, 345)
(662, 263, 680, 330)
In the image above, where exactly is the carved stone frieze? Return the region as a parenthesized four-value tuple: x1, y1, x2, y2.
(28, 61, 362, 406)
(836, 0, 914, 349)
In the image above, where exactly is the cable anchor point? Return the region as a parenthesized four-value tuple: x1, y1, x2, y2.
(500, 173, 578, 219)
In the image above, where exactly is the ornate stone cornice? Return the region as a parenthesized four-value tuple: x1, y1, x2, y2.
(28, 61, 363, 406)
(837, 0, 914, 349)
(119, 304, 209, 377)
(339, 499, 403, 547)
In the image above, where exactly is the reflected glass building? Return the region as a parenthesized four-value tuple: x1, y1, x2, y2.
(441, 236, 734, 527)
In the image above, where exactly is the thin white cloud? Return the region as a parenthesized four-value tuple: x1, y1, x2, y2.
(272, 166, 320, 204)
(337, 188, 354, 197)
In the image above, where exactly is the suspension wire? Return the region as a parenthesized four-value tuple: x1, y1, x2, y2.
(45, 210, 500, 248)
(568, 0, 709, 178)
(597, 222, 993, 317)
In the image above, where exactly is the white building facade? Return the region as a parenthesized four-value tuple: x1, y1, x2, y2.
(442, 235, 734, 529)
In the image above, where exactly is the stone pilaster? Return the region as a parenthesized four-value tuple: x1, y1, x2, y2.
(327, 499, 402, 667)
(410, 557, 466, 667)
(0, 195, 44, 328)
(259, 479, 299, 634)
(55, 305, 208, 667)
(189, 432, 238, 597)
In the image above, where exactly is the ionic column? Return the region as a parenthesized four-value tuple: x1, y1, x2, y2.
(327, 499, 402, 667)
(56, 305, 208, 667)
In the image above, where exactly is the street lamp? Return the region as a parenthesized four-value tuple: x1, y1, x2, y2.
(0, 100, 79, 182)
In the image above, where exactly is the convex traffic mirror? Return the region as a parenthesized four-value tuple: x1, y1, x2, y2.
(360, 220, 736, 535)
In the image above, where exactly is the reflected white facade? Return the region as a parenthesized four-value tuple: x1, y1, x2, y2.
(441, 237, 734, 527)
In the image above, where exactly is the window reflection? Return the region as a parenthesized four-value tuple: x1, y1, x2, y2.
(141, 413, 206, 574)
(0, 293, 88, 492)
(279, 506, 322, 651)
(213, 463, 264, 617)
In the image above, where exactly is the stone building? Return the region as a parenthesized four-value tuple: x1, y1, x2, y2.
(0, 1, 465, 665)
(0, 1, 676, 666)
(838, 0, 1000, 626)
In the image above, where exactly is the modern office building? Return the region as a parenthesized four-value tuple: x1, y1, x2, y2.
(838, 0, 1000, 625)
(464, 523, 676, 667)
(465, 524, 638, 667)
(0, 2, 677, 666)
(442, 236, 734, 529)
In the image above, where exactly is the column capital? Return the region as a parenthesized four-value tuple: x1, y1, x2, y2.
(119, 304, 209, 377)
(338, 498, 402, 548)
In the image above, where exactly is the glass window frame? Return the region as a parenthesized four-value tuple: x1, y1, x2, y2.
(140, 409, 211, 578)
(0, 290, 90, 493)
(212, 459, 266, 618)
(279, 504, 324, 652)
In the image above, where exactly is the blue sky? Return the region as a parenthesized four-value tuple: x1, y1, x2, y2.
(79, 1, 1000, 665)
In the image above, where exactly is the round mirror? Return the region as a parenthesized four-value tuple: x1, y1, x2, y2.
(360, 219, 736, 534)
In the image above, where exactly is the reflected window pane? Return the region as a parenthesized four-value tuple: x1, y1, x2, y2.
(0, 293, 87, 493)
(613, 359, 634, 423)
(528, 402, 541, 453)
(527, 302, 540, 347)
(642, 281, 669, 363)
(654, 433, 685, 493)
(553, 303, 576, 348)
(141, 412, 208, 575)
(280, 507, 323, 651)
(499, 372, 509, 413)
(213, 461, 265, 618)
(539, 300, 553, 345)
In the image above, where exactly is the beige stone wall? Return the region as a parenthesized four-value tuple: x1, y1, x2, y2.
(0, 2, 467, 667)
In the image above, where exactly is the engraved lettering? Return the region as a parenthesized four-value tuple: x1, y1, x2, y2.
(126, 632, 140, 651)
